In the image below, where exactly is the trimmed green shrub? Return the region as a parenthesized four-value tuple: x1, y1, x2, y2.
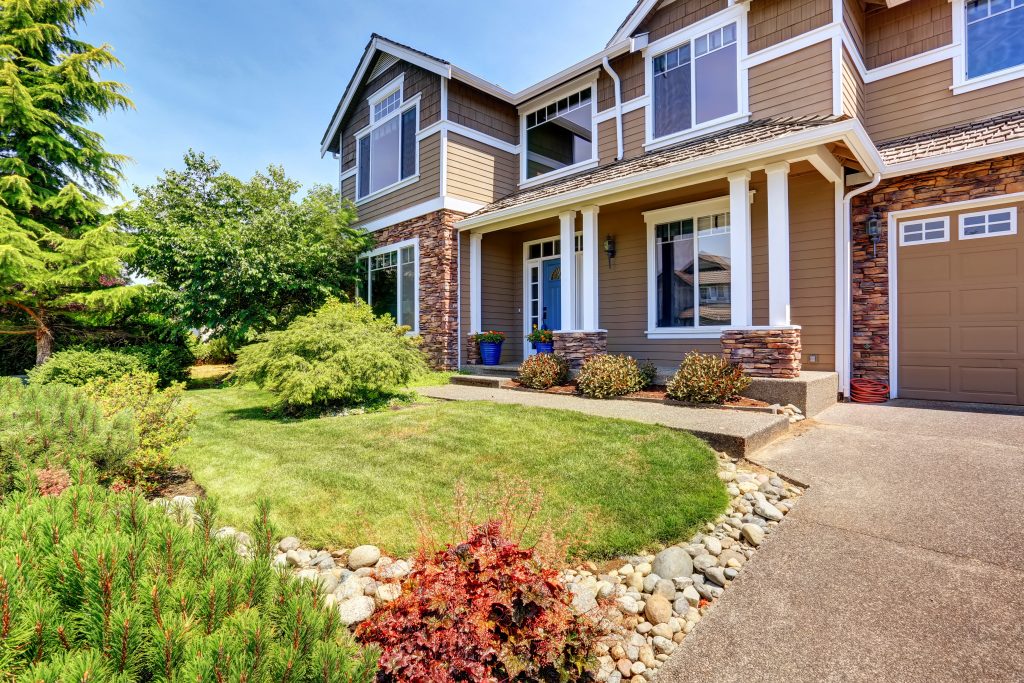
(0, 379, 136, 496)
(575, 354, 645, 399)
(666, 351, 752, 404)
(27, 349, 146, 386)
(194, 336, 237, 365)
(83, 372, 196, 492)
(517, 353, 570, 389)
(234, 299, 428, 412)
(121, 341, 195, 386)
(0, 489, 378, 680)
(638, 360, 658, 389)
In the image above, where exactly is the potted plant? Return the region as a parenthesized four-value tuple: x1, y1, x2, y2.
(526, 327, 555, 354)
(473, 331, 506, 366)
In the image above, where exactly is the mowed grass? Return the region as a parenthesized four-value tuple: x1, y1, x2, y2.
(179, 384, 728, 558)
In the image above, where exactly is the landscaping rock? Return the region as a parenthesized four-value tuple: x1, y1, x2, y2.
(644, 594, 672, 625)
(651, 547, 692, 579)
(347, 545, 381, 569)
(754, 499, 784, 522)
(278, 536, 301, 552)
(337, 596, 375, 626)
(741, 523, 765, 546)
(569, 583, 599, 614)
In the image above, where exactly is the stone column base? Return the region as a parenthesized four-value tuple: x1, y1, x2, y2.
(465, 334, 481, 365)
(553, 331, 608, 369)
(721, 328, 801, 379)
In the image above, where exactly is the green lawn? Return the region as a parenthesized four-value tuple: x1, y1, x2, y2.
(179, 383, 728, 558)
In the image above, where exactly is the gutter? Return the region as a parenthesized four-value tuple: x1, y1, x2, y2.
(601, 56, 624, 161)
(840, 172, 882, 397)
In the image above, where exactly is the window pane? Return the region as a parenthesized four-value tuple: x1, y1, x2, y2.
(529, 244, 541, 259)
(400, 108, 417, 179)
(399, 258, 415, 327)
(369, 115, 401, 194)
(697, 224, 731, 326)
(370, 262, 398, 320)
(654, 45, 692, 138)
(966, 2, 1024, 78)
(525, 88, 593, 179)
(357, 136, 370, 198)
(656, 227, 695, 327)
(695, 40, 738, 124)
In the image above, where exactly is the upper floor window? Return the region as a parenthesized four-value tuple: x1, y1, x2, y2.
(652, 23, 739, 140)
(524, 88, 594, 180)
(357, 82, 417, 200)
(966, 0, 1024, 79)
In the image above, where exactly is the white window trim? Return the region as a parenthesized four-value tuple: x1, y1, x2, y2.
(643, 3, 750, 151)
(644, 195, 742, 339)
(355, 92, 421, 204)
(367, 74, 405, 115)
(360, 237, 420, 333)
(519, 76, 599, 186)
(950, 0, 1024, 94)
(898, 216, 950, 246)
(958, 207, 1019, 240)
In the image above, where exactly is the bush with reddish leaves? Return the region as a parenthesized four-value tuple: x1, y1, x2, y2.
(357, 520, 599, 682)
(35, 467, 71, 496)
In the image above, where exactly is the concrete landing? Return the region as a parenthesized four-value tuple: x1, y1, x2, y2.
(417, 384, 790, 457)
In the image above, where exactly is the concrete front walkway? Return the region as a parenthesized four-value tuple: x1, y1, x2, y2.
(658, 400, 1024, 682)
(418, 384, 789, 456)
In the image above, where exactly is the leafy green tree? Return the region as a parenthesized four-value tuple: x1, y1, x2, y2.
(0, 0, 138, 364)
(124, 151, 370, 344)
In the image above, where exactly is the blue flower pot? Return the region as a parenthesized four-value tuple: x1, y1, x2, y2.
(479, 341, 503, 366)
(534, 341, 555, 354)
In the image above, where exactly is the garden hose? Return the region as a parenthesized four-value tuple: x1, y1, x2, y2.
(850, 378, 889, 403)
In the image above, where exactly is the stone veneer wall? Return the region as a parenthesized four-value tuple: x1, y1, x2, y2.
(721, 328, 802, 378)
(464, 334, 481, 365)
(850, 153, 1024, 383)
(553, 331, 608, 369)
(371, 210, 466, 370)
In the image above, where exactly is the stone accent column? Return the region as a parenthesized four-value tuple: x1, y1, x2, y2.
(721, 328, 802, 379)
(465, 334, 481, 365)
(552, 331, 607, 369)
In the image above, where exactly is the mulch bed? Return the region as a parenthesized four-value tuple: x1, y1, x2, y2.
(152, 467, 206, 499)
(505, 381, 772, 409)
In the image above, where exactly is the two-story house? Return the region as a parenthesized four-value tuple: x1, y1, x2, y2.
(321, 0, 1024, 406)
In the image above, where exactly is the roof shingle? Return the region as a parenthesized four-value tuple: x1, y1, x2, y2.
(878, 109, 1024, 166)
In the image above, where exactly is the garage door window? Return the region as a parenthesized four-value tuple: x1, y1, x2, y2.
(899, 217, 949, 246)
(959, 208, 1018, 239)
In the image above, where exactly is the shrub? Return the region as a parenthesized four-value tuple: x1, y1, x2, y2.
(666, 351, 752, 404)
(472, 330, 506, 344)
(639, 359, 658, 389)
(0, 488, 378, 681)
(82, 372, 196, 492)
(0, 379, 136, 495)
(234, 299, 428, 412)
(194, 336, 237, 365)
(357, 520, 598, 682)
(27, 349, 146, 386)
(575, 354, 645, 399)
(517, 353, 570, 389)
(121, 341, 195, 386)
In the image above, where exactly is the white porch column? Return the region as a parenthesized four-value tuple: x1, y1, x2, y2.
(727, 171, 753, 326)
(581, 205, 600, 330)
(469, 232, 482, 333)
(766, 162, 792, 326)
(559, 210, 577, 331)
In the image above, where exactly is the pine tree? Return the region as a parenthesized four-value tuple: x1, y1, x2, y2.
(0, 0, 136, 364)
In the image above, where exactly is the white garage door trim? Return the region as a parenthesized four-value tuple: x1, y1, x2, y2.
(886, 190, 1024, 399)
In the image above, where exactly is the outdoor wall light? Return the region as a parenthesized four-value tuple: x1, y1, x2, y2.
(866, 210, 882, 258)
(603, 235, 616, 266)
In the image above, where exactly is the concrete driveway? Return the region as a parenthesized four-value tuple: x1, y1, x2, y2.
(657, 400, 1024, 682)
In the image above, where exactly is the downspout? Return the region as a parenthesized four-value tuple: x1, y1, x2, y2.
(841, 172, 882, 399)
(456, 229, 462, 370)
(601, 56, 624, 161)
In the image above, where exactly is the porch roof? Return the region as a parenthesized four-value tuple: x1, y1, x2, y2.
(462, 115, 848, 225)
(878, 109, 1024, 167)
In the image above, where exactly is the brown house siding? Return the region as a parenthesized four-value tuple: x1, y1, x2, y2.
(748, 0, 832, 53)
(350, 132, 442, 225)
(638, 0, 729, 42)
(339, 61, 441, 172)
(446, 133, 518, 204)
(749, 40, 833, 119)
(864, 59, 1022, 141)
(841, 47, 865, 121)
(850, 154, 1024, 384)
(597, 51, 645, 112)
(844, 0, 866, 57)
(447, 79, 518, 145)
(864, 0, 951, 69)
(598, 119, 618, 167)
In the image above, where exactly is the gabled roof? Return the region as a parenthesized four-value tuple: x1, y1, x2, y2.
(607, 0, 658, 47)
(878, 109, 1024, 167)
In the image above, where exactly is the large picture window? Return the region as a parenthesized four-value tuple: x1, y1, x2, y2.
(357, 83, 418, 200)
(357, 241, 418, 329)
(965, 0, 1024, 79)
(652, 23, 739, 140)
(524, 88, 594, 179)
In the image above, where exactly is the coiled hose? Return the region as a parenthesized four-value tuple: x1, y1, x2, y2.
(850, 378, 889, 403)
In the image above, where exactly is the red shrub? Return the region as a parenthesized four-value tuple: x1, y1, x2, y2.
(356, 520, 598, 682)
(36, 467, 71, 497)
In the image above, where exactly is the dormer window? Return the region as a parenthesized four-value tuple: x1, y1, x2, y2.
(357, 77, 418, 200)
(965, 0, 1024, 79)
(524, 87, 595, 180)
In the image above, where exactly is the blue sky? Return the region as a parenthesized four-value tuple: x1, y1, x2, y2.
(77, 0, 634, 200)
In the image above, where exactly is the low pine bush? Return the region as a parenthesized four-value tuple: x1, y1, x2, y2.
(638, 359, 658, 389)
(357, 520, 598, 682)
(0, 489, 378, 681)
(517, 353, 570, 389)
(234, 299, 428, 412)
(666, 351, 752, 404)
(27, 349, 146, 386)
(575, 354, 644, 399)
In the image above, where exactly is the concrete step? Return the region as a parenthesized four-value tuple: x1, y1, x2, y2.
(462, 364, 519, 379)
(450, 374, 507, 388)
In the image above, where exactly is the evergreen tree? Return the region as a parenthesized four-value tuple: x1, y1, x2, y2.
(0, 0, 136, 364)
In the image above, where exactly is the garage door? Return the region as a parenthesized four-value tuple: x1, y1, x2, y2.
(897, 204, 1024, 405)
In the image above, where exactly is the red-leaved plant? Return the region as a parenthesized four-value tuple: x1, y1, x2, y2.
(36, 467, 71, 497)
(356, 520, 599, 682)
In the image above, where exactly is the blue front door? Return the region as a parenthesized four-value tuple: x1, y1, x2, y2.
(542, 258, 561, 330)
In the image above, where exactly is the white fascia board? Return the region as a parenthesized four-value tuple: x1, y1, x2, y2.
(456, 119, 874, 231)
(354, 196, 486, 233)
(607, 0, 659, 47)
